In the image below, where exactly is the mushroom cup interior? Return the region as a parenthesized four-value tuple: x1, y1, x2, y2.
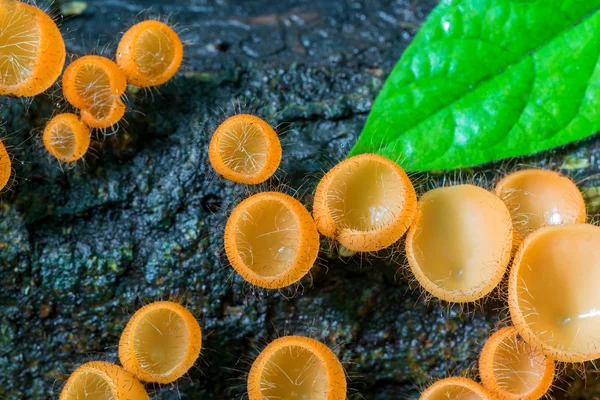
(326, 158, 405, 232)
(217, 119, 268, 175)
(498, 170, 584, 237)
(133, 307, 189, 375)
(48, 122, 77, 159)
(425, 383, 485, 400)
(260, 345, 327, 399)
(411, 185, 511, 297)
(513, 225, 600, 360)
(0, 4, 39, 87)
(135, 27, 175, 77)
(235, 198, 299, 278)
(492, 334, 547, 396)
(75, 64, 114, 119)
(67, 371, 115, 400)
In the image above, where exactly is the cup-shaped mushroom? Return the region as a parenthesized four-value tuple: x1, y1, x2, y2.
(495, 169, 586, 242)
(43, 113, 91, 163)
(208, 114, 282, 184)
(59, 361, 149, 400)
(509, 224, 600, 362)
(406, 185, 513, 303)
(117, 20, 183, 87)
(119, 301, 202, 383)
(479, 326, 554, 400)
(62, 55, 127, 129)
(0, 1, 65, 97)
(224, 192, 320, 288)
(313, 153, 417, 252)
(420, 377, 492, 400)
(248, 336, 346, 400)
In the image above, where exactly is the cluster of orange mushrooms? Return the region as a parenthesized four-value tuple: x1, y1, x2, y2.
(3, 2, 600, 400)
(62, 301, 346, 400)
(0, 0, 183, 167)
(59, 116, 593, 399)
(60, 301, 201, 399)
(209, 112, 598, 399)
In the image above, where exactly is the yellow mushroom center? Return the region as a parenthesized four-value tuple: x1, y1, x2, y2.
(411, 185, 511, 296)
(66, 371, 115, 400)
(514, 225, 600, 358)
(498, 170, 583, 237)
(492, 334, 547, 396)
(260, 345, 327, 399)
(132, 308, 189, 376)
(0, 3, 40, 87)
(74, 64, 115, 120)
(426, 384, 484, 400)
(235, 199, 299, 277)
(217, 119, 268, 175)
(135, 27, 175, 77)
(47, 122, 77, 160)
(326, 158, 404, 231)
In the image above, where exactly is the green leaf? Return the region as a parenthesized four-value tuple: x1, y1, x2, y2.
(350, 0, 600, 171)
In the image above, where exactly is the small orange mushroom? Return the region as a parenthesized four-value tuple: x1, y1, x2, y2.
(117, 20, 183, 87)
(224, 191, 319, 289)
(495, 169, 586, 243)
(509, 224, 600, 362)
(0, 138, 11, 191)
(420, 377, 492, 400)
(0, 1, 66, 97)
(209, 114, 282, 185)
(43, 113, 90, 162)
(479, 326, 554, 400)
(406, 185, 513, 303)
(313, 153, 416, 252)
(248, 336, 346, 400)
(59, 361, 149, 400)
(62, 55, 127, 129)
(119, 301, 202, 384)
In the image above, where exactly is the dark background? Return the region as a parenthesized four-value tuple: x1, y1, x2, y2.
(1, 0, 600, 398)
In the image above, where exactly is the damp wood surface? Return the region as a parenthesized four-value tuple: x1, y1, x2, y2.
(1, 0, 600, 398)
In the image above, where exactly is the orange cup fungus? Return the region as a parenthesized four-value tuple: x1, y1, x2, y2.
(509, 224, 600, 362)
(406, 185, 513, 303)
(224, 191, 319, 289)
(0, 0, 66, 97)
(495, 169, 586, 241)
(248, 336, 346, 400)
(117, 20, 184, 87)
(119, 301, 202, 384)
(59, 361, 149, 400)
(0, 139, 11, 191)
(420, 377, 492, 400)
(209, 114, 282, 185)
(43, 113, 91, 163)
(313, 153, 416, 252)
(479, 326, 554, 400)
(63, 55, 127, 129)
